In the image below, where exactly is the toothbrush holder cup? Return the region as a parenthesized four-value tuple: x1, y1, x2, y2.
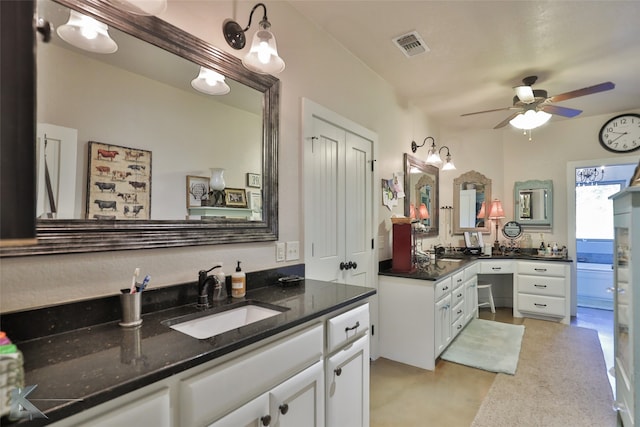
(119, 290, 142, 327)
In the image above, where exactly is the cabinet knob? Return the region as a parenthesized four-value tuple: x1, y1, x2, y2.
(279, 403, 289, 415)
(334, 367, 342, 376)
(261, 415, 271, 426)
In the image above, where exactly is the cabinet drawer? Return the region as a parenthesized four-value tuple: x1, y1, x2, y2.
(480, 261, 514, 274)
(518, 294, 565, 317)
(451, 271, 465, 289)
(518, 261, 567, 277)
(451, 285, 465, 307)
(327, 303, 369, 353)
(464, 263, 480, 280)
(452, 315, 465, 337)
(518, 275, 566, 297)
(452, 300, 465, 323)
(435, 277, 453, 301)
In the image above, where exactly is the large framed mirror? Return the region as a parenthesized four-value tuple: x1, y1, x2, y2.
(403, 153, 439, 237)
(453, 170, 491, 235)
(513, 179, 553, 229)
(2, 0, 279, 257)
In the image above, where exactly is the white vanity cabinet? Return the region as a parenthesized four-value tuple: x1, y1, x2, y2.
(516, 260, 570, 324)
(325, 303, 370, 427)
(464, 263, 480, 323)
(611, 187, 640, 427)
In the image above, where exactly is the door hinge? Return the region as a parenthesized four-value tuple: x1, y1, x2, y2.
(371, 238, 375, 250)
(371, 324, 375, 336)
(370, 159, 376, 172)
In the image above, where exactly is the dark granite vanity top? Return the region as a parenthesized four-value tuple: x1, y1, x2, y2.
(378, 253, 573, 282)
(2, 274, 375, 426)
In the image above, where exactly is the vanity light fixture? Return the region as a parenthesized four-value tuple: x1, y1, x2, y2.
(191, 67, 231, 95)
(56, 10, 118, 54)
(223, 3, 285, 75)
(410, 137, 456, 170)
(488, 199, 505, 250)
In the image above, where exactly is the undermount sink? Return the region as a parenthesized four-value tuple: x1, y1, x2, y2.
(164, 302, 288, 339)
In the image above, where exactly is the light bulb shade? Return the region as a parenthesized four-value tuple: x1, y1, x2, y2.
(488, 199, 505, 219)
(56, 11, 118, 54)
(109, 0, 167, 16)
(419, 203, 429, 220)
(476, 201, 486, 219)
(191, 67, 230, 95)
(242, 28, 285, 74)
(514, 85, 535, 103)
(210, 168, 226, 191)
(425, 148, 442, 165)
(441, 153, 456, 170)
(509, 110, 552, 130)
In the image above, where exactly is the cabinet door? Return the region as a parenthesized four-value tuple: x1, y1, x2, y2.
(270, 361, 324, 427)
(326, 335, 369, 427)
(208, 393, 270, 427)
(465, 276, 478, 322)
(435, 294, 452, 356)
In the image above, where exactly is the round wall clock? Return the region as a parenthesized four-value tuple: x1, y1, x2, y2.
(598, 113, 640, 153)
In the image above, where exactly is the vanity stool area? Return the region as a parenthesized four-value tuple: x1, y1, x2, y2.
(378, 256, 572, 371)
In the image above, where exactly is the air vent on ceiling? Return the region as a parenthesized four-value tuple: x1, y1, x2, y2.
(393, 31, 430, 58)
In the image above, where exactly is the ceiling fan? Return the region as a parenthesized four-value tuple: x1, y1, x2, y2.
(461, 76, 615, 129)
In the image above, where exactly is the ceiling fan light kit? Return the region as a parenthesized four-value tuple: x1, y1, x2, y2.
(462, 75, 615, 131)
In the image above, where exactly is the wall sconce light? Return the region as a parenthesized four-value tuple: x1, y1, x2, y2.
(223, 3, 285, 74)
(410, 136, 456, 170)
(56, 10, 118, 54)
(488, 199, 505, 250)
(191, 67, 230, 95)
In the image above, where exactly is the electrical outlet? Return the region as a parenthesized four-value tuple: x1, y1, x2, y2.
(286, 241, 300, 261)
(276, 242, 285, 262)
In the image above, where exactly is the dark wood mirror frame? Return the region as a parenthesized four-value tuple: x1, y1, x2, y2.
(403, 153, 439, 238)
(0, 0, 279, 257)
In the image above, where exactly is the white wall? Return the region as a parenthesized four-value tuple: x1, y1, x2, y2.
(2, 1, 638, 313)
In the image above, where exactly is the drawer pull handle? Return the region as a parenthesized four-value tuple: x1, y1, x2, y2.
(534, 268, 548, 272)
(457, 278, 462, 283)
(534, 284, 547, 288)
(261, 415, 272, 426)
(334, 367, 342, 376)
(345, 321, 360, 333)
(443, 286, 449, 291)
(534, 303, 547, 308)
(279, 404, 289, 415)
(457, 293, 463, 298)
(492, 267, 502, 271)
(457, 309, 463, 315)
(457, 324, 463, 330)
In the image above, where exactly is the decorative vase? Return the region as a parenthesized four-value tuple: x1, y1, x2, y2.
(210, 168, 226, 191)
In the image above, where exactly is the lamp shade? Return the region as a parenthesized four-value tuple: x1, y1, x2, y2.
(509, 110, 552, 130)
(56, 10, 118, 54)
(242, 27, 285, 74)
(488, 199, 505, 219)
(191, 67, 230, 95)
(419, 203, 429, 220)
(476, 201, 486, 219)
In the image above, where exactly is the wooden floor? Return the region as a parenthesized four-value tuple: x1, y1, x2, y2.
(370, 307, 614, 427)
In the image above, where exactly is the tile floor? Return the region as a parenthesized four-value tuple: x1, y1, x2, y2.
(370, 306, 614, 427)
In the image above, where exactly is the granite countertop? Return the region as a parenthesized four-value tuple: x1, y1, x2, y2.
(378, 253, 573, 281)
(6, 279, 375, 425)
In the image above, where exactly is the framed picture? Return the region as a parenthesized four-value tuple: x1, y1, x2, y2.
(464, 231, 484, 249)
(519, 191, 532, 219)
(186, 176, 210, 208)
(225, 188, 247, 207)
(247, 173, 262, 188)
(86, 141, 151, 220)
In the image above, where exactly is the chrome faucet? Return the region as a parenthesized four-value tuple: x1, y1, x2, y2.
(197, 265, 222, 309)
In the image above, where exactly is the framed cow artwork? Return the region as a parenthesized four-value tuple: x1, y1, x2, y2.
(86, 141, 152, 220)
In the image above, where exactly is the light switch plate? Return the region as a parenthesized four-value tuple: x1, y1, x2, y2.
(286, 241, 299, 261)
(276, 242, 285, 262)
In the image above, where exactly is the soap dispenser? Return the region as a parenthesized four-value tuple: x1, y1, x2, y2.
(231, 261, 246, 298)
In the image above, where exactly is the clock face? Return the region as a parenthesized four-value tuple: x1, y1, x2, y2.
(598, 114, 640, 153)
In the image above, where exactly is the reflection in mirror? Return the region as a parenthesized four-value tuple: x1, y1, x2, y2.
(2, 0, 280, 257)
(404, 153, 439, 237)
(513, 180, 553, 229)
(453, 170, 491, 235)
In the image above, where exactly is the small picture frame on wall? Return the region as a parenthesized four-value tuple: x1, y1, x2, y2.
(225, 188, 248, 207)
(247, 173, 262, 188)
(186, 175, 210, 208)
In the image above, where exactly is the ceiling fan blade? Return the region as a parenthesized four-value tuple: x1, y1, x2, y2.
(461, 107, 516, 117)
(494, 112, 522, 129)
(548, 81, 615, 103)
(540, 104, 583, 118)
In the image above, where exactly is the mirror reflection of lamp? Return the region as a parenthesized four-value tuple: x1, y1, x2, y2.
(488, 199, 505, 250)
(476, 201, 486, 227)
(419, 203, 429, 221)
(410, 203, 416, 220)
